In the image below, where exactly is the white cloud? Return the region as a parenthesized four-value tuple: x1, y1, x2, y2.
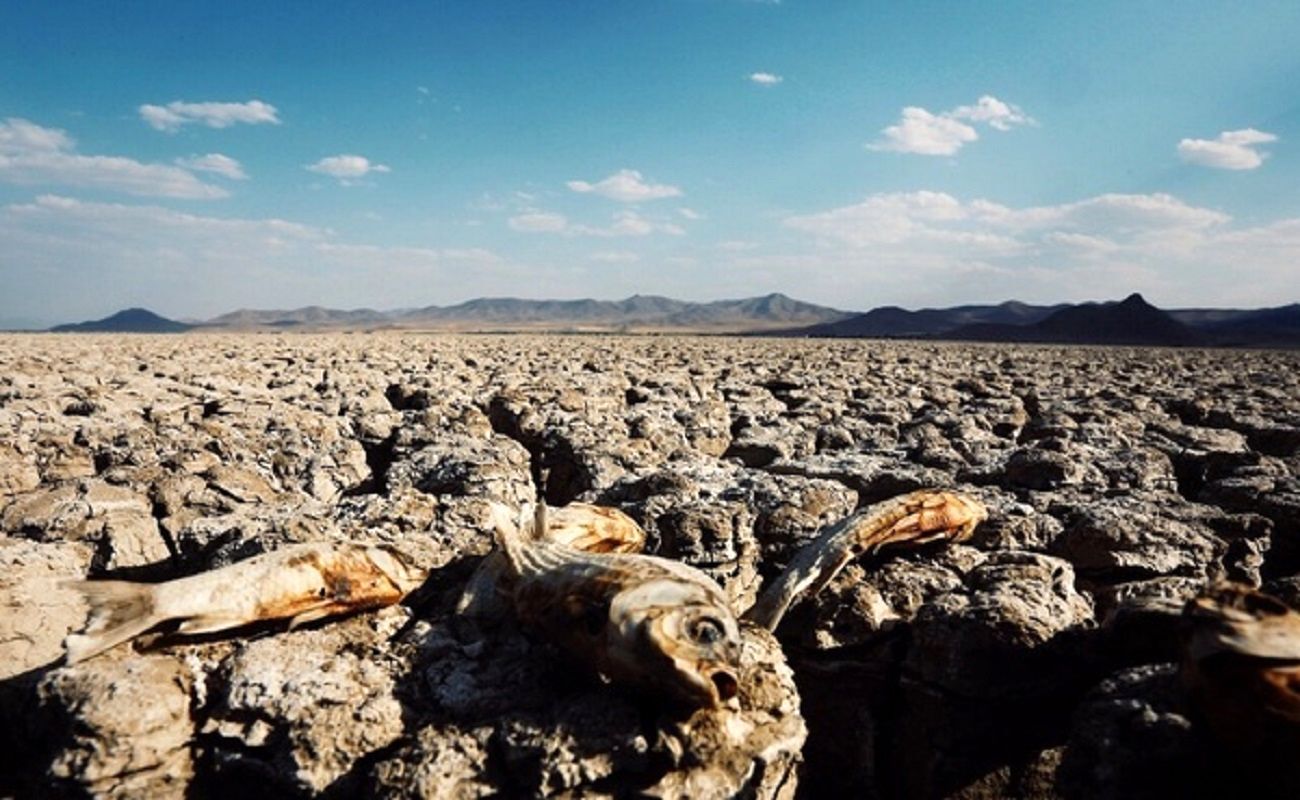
(176, 153, 247, 180)
(1177, 128, 1277, 170)
(0, 117, 73, 152)
(868, 95, 1033, 156)
(0, 195, 512, 319)
(589, 250, 639, 263)
(678, 207, 704, 220)
(776, 189, 1299, 306)
(306, 155, 391, 183)
(139, 100, 280, 133)
(566, 169, 682, 202)
(509, 208, 683, 237)
(948, 96, 1033, 131)
(749, 72, 783, 86)
(868, 107, 978, 156)
(509, 211, 569, 232)
(0, 117, 226, 199)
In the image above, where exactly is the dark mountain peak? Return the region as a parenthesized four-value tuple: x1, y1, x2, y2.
(52, 308, 192, 333)
(1118, 292, 1150, 307)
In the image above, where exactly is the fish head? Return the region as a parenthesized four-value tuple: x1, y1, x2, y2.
(607, 578, 743, 708)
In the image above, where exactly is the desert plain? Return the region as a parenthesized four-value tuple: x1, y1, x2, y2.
(1, 332, 1299, 798)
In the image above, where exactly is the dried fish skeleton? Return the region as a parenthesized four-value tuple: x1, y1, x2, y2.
(489, 501, 744, 708)
(483, 488, 985, 707)
(62, 542, 424, 664)
(744, 489, 987, 630)
(61, 487, 987, 713)
(1182, 583, 1300, 790)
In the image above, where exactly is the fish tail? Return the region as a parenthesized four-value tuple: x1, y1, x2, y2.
(61, 580, 164, 664)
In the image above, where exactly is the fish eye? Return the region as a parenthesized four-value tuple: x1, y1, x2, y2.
(687, 616, 725, 646)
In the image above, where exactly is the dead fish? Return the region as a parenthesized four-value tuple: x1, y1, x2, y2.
(63, 542, 425, 664)
(1182, 583, 1300, 792)
(490, 501, 742, 709)
(744, 489, 988, 631)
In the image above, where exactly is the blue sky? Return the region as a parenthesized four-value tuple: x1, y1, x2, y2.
(2, 1, 1298, 325)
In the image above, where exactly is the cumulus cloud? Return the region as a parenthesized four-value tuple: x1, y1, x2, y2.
(0, 117, 227, 199)
(0, 195, 510, 320)
(566, 169, 682, 202)
(868, 95, 1033, 156)
(775, 189, 1298, 306)
(1177, 128, 1277, 170)
(176, 153, 247, 180)
(948, 96, 1034, 131)
(139, 100, 280, 133)
(306, 155, 391, 183)
(509, 209, 683, 237)
(749, 72, 783, 85)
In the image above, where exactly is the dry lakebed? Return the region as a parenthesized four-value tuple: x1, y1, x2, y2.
(2, 332, 1299, 799)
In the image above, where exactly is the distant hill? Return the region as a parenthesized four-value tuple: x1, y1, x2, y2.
(51, 308, 192, 333)
(42, 295, 1300, 345)
(945, 294, 1205, 346)
(802, 300, 1064, 338)
(1189, 304, 1300, 346)
(225, 292, 852, 331)
(207, 306, 390, 328)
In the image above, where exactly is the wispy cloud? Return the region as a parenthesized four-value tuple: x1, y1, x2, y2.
(0, 195, 509, 318)
(1178, 128, 1277, 170)
(776, 189, 1299, 306)
(509, 209, 684, 237)
(176, 153, 247, 180)
(508, 211, 569, 233)
(868, 95, 1033, 156)
(0, 117, 226, 199)
(566, 168, 682, 202)
(748, 72, 783, 86)
(589, 250, 640, 263)
(139, 100, 280, 133)
(306, 154, 391, 184)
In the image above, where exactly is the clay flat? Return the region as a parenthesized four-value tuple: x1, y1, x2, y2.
(2, 332, 1299, 798)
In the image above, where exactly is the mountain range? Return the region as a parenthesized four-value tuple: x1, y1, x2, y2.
(199, 293, 849, 331)
(43, 293, 1300, 347)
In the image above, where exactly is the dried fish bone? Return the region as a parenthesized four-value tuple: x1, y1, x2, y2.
(456, 500, 647, 619)
(490, 501, 743, 709)
(63, 542, 425, 664)
(744, 489, 987, 631)
(542, 501, 646, 554)
(1181, 583, 1300, 791)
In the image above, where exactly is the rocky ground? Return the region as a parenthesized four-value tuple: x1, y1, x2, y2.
(1, 333, 1298, 799)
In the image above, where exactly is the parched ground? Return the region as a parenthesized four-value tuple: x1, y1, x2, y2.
(1, 333, 1298, 798)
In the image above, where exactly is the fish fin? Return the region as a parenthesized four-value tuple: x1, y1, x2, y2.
(62, 580, 163, 664)
(457, 553, 510, 620)
(176, 615, 244, 635)
(529, 501, 548, 542)
(488, 501, 525, 563)
(287, 607, 335, 630)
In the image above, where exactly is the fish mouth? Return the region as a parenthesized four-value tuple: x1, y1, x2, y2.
(709, 668, 739, 703)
